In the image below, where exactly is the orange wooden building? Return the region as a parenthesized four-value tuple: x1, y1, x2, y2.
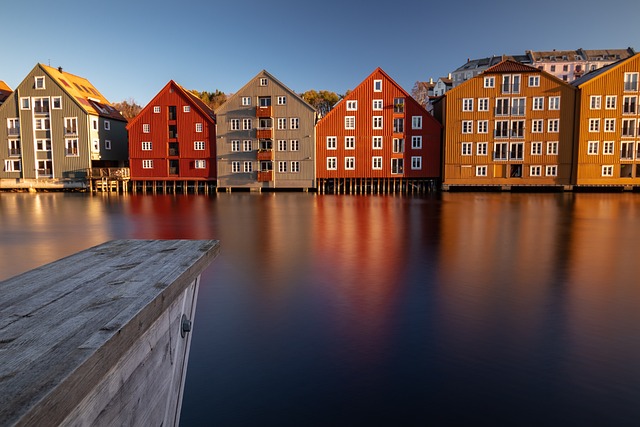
(572, 53, 640, 187)
(315, 68, 441, 194)
(435, 60, 576, 190)
(127, 81, 216, 193)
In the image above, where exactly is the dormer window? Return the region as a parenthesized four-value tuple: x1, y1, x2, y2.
(35, 76, 45, 89)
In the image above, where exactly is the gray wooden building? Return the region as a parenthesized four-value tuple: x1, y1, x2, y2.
(0, 64, 127, 187)
(215, 70, 317, 190)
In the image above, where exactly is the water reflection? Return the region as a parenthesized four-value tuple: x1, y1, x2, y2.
(1, 192, 639, 426)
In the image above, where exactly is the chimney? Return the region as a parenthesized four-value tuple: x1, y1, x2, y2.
(58, 66, 63, 73)
(448, 73, 452, 79)
(429, 78, 433, 84)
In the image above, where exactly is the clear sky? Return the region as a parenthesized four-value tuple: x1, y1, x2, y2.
(1, 0, 638, 106)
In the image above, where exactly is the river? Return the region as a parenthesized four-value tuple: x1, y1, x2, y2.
(1, 192, 639, 426)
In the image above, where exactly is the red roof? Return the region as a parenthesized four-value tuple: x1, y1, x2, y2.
(484, 59, 541, 74)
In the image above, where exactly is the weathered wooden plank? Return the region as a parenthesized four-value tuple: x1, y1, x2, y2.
(0, 239, 220, 427)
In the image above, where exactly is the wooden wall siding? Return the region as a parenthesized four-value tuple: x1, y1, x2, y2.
(441, 67, 576, 186)
(316, 68, 441, 180)
(215, 71, 316, 189)
(574, 54, 640, 185)
(129, 82, 216, 180)
(0, 239, 220, 427)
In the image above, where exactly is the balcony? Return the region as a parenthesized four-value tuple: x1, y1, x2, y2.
(8, 128, 19, 136)
(257, 149, 274, 161)
(257, 171, 273, 182)
(256, 106, 272, 118)
(8, 148, 21, 157)
(34, 106, 50, 115)
(64, 127, 78, 136)
(256, 128, 272, 139)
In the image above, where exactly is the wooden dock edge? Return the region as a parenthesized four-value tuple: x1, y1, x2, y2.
(0, 239, 221, 427)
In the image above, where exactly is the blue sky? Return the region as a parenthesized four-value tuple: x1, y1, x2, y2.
(1, 0, 638, 105)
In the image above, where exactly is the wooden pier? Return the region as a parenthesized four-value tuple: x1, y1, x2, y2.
(0, 239, 220, 427)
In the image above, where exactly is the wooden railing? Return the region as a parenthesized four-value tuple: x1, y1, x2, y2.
(90, 167, 130, 179)
(0, 239, 220, 427)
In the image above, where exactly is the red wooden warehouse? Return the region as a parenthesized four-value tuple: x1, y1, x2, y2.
(316, 68, 441, 194)
(127, 81, 217, 193)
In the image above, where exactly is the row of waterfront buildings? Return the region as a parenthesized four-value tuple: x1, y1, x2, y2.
(2, 49, 640, 193)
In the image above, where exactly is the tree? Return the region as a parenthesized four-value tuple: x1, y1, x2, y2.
(189, 89, 228, 110)
(411, 81, 429, 109)
(112, 98, 142, 120)
(301, 90, 340, 117)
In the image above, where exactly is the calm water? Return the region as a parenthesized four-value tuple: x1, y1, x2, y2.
(1, 192, 640, 426)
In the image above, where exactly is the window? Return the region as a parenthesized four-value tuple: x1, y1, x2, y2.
(411, 136, 422, 149)
(622, 119, 636, 137)
(7, 118, 20, 136)
(495, 120, 509, 138)
(344, 116, 355, 130)
(243, 161, 253, 172)
(183, 106, 190, 113)
(259, 96, 271, 107)
(242, 119, 251, 130)
(462, 98, 474, 112)
(291, 161, 300, 173)
(243, 140, 252, 151)
(547, 141, 558, 155)
(604, 118, 616, 133)
(510, 142, 524, 160)
(290, 118, 299, 129)
(532, 119, 543, 133)
(532, 97, 544, 111)
(477, 120, 488, 134)
(105, 140, 111, 150)
(142, 141, 152, 150)
(511, 119, 525, 138)
(345, 136, 355, 150)
(231, 140, 240, 152)
(258, 117, 272, 129)
(327, 136, 337, 150)
(621, 141, 635, 159)
(231, 161, 241, 173)
(346, 100, 357, 111)
(391, 158, 403, 174)
(373, 116, 383, 129)
(4, 159, 21, 172)
(461, 142, 472, 155)
(104, 120, 110, 130)
(278, 140, 287, 151)
(153, 106, 161, 113)
(495, 98, 509, 116)
(476, 165, 487, 176)
(242, 97, 251, 106)
(603, 141, 614, 155)
(194, 141, 205, 150)
(588, 141, 599, 155)
(278, 161, 288, 173)
(502, 74, 520, 93)
(143, 123, 150, 133)
(546, 165, 557, 176)
(393, 138, 404, 153)
(623, 96, 637, 114)
(52, 97, 62, 109)
(477, 142, 487, 156)
(34, 76, 45, 89)
(92, 119, 98, 130)
(64, 117, 77, 135)
(195, 160, 206, 169)
(142, 160, 153, 169)
(530, 166, 542, 176)
(528, 75, 540, 87)
(478, 98, 489, 111)
(8, 139, 21, 157)
(531, 141, 542, 155)
(624, 72, 638, 91)
(345, 157, 355, 170)
(394, 98, 405, 113)
(327, 157, 337, 170)
(277, 118, 286, 130)
(484, 76, 495, 88)
(35, 118, 50, 130)
(411, 156, 422, 170)
(65, 139, 79, 156)
(602, 165, 614, 176)
(589, 119, 600, 132)
(372, 156, 383, 170)
(462, 120, 473, 133)
(550, 65, 556, 72)
(374, 79, 382, 92)
(511, 98, 526, 116)
(259, 78, 268, 86)
(20, 97, 30, 109)
(494, 142, 508, 160)
(277, 96, 286, 105)
(373, 99, 383, 110)
(412, 116, 422, 129)
(549, 97, 560, 110)
(372, 136, 382, 149)
(548, 119, 559, 133)
(605, 95, 617, 110)
(590, 96, 602, 110)
(290, 140, 299, 151)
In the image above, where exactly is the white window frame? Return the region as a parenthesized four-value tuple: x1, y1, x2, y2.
(153, 106, 161, 113)
(242, 119, 251, 130)
(143, 123, 150, 133)
(589, 119, 600, 132)
(278, 140, 287, 151)
(372, 156, 382, 170)
(104, 120, 110, 131)
(243, 161, 253, 173)
(277, 96, 286, 105)
(372, 136, 382, 150)
(183, 106, 190, 113)
(411, 136, 422, 149)
(412, 116, 422, 129)
(373, 116, 383, 129)
(290, 140, 299, 151)
(483, 77, 495, 88)
(547, 141, 558, 155)
(532, 97, 544, 111)
(476, 142, 487, 156)
(604, 118, 616, 133)
(477, 120, 488, 134)
(290, 117, 299, 129)
(373, 79, 382, 92)
(291, 161, 300, 173)
(532, 119, 543, 133)
(603, 141, 614, 155)
(476, 165, 487, 176)
(326, 136, 337, 150)
(590, 95, 602, 110)
(478, 98, 489, 111)
(588, 141, 599, 155)
(20, 97, 30, 110)
(327, 157, 337, 170)
(195, 160, 206, 169)
(52, 97, 62, 109)
(548, 119, 559, 133)
(548, 97, 560, 110)
(278, 161, 287, 173)
(243, 140, 252, 152)
(344, 157, 355, 170)
(372, 99, 383, 110)
(345, 116, 355, 130)
(34, 76, 45, 89)
(411, 156, 422, 170)
(4, 159, 21, 172)
(530, 165, 542, 177)
(531, 141, 542, 155)
(259, 78, 268, 86)
(462, 98, 474, 112)
(605, 95, 617, 110)
(462, 120, 473, 134)
(461, 142, 472, 156)
(545, 165, 557, 176)
(277, 118, 287, 130)
(194, 141, 205, 150)
(65, 138, 79, 157)
(241, 97, 251, 106)
(528, 75, 540, 87)
(345, 136, 355, 150)
(141, 141, 152, 151)
(602, 165, 614, 176)
(142, 159, 153, 169)
(231, 161, 241, 173)
(346, 100, 357, 111)
(231, 140, 240, 152)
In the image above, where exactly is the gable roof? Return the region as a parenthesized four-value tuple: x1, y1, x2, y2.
(126, 80, 216, 129)
(572, 53, 640, 87)
(39, 64, 125, 122)
(215, 70, 315, 115)
(484, 59, 542, 74)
